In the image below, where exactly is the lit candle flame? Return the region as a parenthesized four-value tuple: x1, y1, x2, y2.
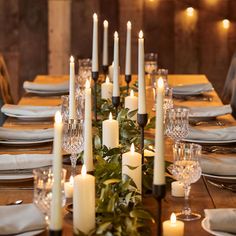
(170, 213, 176, 224)
(222, 19, 230, 29)
(130, 143, 135, 153)
(109, 112, 113, 120)
(105, 76, 110, 84)
(130, 89, 134, 97)
(81, 165, 87, 176)
(114, 31, 119, 39)
(103, 20, 108, 27)
(70, 55, 74, 63)
(186, 7, 194, 17)
(157, 77, 164, 89)
(139, 30, 143, 39)
(85, 79, 90, 89)
(93, 13, 97, 21)
(127, 21, 131, 29)
(55, 111, 62, 124)
(69, 175, 74, 185)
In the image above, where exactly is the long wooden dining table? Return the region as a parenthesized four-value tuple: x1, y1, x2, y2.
(0, 74, 235, 236)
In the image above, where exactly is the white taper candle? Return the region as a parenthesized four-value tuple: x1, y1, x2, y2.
(103, 20, 108, 66)
(92, 13, 98, 72)
(125, 21, 132, 75)
(69, 56, 76, 119)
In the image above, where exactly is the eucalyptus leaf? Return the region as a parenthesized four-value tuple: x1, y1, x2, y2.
(130, 209, 155, 222)
(96, 222, 112, 234)
(103, 179, 121, 185)
(94, 134, 102, 150)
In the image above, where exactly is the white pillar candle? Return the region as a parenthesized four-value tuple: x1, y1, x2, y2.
(122, 143, 142, 193)
(50, 111, 63, 230)
(153, 78, 165, 185)
(83, 80, 94, 172)
(102, 20, 108, 66)
(69, 56, 76, 120)
(125, 89, 138, 120)
(138, 31, 146, 114)
(112, 32, 120, 97)
(64, 175, 74, 198)
(73, 165, 95, 234)
(125, 21, 132, 75)
(163, 213, 184, 236)
(171, 181, 185, 197)
(101, 76, 113, 100)
(92, 13, 98, 72)
(102, 112, 119, 148)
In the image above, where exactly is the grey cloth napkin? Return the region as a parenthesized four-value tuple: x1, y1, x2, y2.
(23, 81, 69, 92)
(0, 154, 53, 171)
(0, 204, 46, 235)
(204, 208, 236, 234)
(173, 83, 213, 95)
(189, 105, 232, 118)
(0, 127, 53, 141)
(200, 154, 236, 176)
(1, 104, 60, 117)
(185, 126, 236, 142)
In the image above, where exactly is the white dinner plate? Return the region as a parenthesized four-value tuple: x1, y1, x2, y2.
(201, 218, 235, 236)
(183, 138, 236, 144)
(25, 89, 68, 95)
(0, 138, 53, 145)
(0, 174, 33, 181)
(4, 112, 53, 121)
(17, 229, 45, 236)
(202, 173, 236, 180)
(173, 90, 213, 96)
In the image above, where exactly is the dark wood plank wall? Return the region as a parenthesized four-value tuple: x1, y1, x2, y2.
(0, 0, 236, 101)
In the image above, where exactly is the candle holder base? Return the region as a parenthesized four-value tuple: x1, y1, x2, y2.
(112, 96, 120, 118)
(137, 113, 148, 164)
(49, 230, 62, 236)
(125, 74, 132, 94)
(102, 65, 109, 75)
(153, 184, 166, 236)
(92, 71, 99, 121)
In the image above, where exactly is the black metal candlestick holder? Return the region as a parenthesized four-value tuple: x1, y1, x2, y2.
(92, 71, 99, 121)
(125, 74, 132, 94)
(102, 65, 109, 75)
(137, 113, 148, 164)
(112, 96, 120, 118)
(49, 230, 62, 236)
(153, 184, 166, 236)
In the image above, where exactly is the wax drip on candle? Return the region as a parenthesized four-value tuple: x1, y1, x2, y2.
(114, 31, 118, 39)
(55, 111, 62, 123)
(139, 30, 143, 39)
(81, 165, 87, 176)
(130, 143, 135, 153)
(130, 89, 134, 97)
(85, 79, 90, 89)
(109, 112, 113, 120)
(105, 76, 110, 84)
(103, 20, 108, 27)
(70, 55, 74, 63)
(127, 21, 131, 29)
(170, 213, 176, 224)
(158, 77, 164, 88)
(93, 13, 97, 21)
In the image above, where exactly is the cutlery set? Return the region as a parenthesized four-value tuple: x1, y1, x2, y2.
(207, 180, 236, 192)
(202, 145, 236, 154)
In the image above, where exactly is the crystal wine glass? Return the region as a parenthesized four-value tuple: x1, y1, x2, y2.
(170, 142, 202, 221)
(33, 167, 66, 225)
(144, 53, 158, 75)
(62, 119, 84, 176)
(165, 108, 189, 142)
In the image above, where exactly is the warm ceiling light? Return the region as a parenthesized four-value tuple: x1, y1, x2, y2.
(186, 7, 194, 17)
(222, 19, 230, 29)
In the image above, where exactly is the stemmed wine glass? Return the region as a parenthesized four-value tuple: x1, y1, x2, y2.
(169, 142, 202, 221)
(165, 107, 189, 142)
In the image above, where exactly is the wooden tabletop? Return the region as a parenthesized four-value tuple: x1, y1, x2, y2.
(0, 74, 235, 236)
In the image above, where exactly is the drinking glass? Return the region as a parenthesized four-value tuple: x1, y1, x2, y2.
(165, 108, 189, 142)
(144, 53, 158, 75)
(61, 95, 85, 122)
(33, 167, 66, 225)
(170, 142, 202, 221)
(62, 119, 84, 176)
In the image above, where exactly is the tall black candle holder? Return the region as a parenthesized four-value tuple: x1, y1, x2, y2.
(49, 230, 62, 236)
(137, 113, 148, 164)
(112, 96, 120, 118)
(102, 65, 109, 75)
(92, 71, 99, 121)
(153, 184, 166, 236)
(125, 74, 132, 94)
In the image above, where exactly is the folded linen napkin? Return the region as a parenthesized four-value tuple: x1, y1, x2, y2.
(23, 81, 69, 92)
(173, 83, 213, 95)
(0, 204, 46, 235)
(200, 154, 236, 176)
(0, 127, 53, 141)
(1, 104, 60, 117)
(189, 105, 232, 118)
(185, 126, 236, 142)
(0, 154, 53, 171)
(204, 208, 236, 234)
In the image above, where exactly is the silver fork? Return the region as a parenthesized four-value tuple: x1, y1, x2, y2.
(207, 180, 236, 192)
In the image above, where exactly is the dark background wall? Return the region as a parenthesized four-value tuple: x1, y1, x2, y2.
(0, 0, 236, 102)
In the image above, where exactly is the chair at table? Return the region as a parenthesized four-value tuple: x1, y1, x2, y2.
(230, 79, 236, 119)
(222, 51, 236, 103)
(0, 54, 14, 125)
